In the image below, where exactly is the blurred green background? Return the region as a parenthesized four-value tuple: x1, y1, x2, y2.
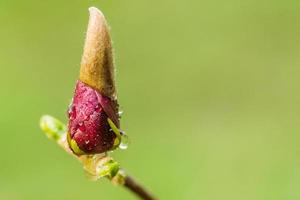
(1, 0, 300, 199)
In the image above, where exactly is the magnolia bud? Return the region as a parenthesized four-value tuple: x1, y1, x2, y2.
(67, 7, 120, 155)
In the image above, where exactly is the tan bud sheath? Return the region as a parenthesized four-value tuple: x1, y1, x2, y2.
(79, 7, 116, 100)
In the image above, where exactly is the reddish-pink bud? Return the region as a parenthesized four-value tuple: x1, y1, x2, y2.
(67, 81, 120, 155)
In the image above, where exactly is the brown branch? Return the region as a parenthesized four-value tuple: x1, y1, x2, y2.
(124, 176, 157, 200)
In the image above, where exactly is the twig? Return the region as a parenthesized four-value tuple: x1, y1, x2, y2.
(40, 115, 157, 200)
(124, 176, 156, 200)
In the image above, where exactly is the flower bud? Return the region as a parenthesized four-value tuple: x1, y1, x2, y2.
(67, 7, 121, 155)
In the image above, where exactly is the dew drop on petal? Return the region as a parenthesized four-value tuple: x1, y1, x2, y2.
(119, 133, 129, 150)
(69, 106, 77, 120)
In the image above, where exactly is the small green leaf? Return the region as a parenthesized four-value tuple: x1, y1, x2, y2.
(70, 139, 85, 155)
(97, 159, 120, 178)
(40, 115, 66, 141)
(107, 118, 122, 147)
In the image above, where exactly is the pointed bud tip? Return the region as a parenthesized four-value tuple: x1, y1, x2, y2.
(88, 7, 104, 17)
(80, 7, 116, 99)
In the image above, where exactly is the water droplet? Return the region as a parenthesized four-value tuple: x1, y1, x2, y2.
(119, 133, 129, 150)
(83, 115, 90, 121)
(118, 111, 123, 116)
(78, 122, 86, 132)
(95, 104, 101, 112)
(85, 140, 90, 144)
(69, 106, 76, 120)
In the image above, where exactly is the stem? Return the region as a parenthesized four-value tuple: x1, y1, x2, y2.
(40, 115, 157, 200)
(124, 176, 156, 200)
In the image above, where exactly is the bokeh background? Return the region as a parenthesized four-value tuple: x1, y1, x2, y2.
(1, 0, 300, 199)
